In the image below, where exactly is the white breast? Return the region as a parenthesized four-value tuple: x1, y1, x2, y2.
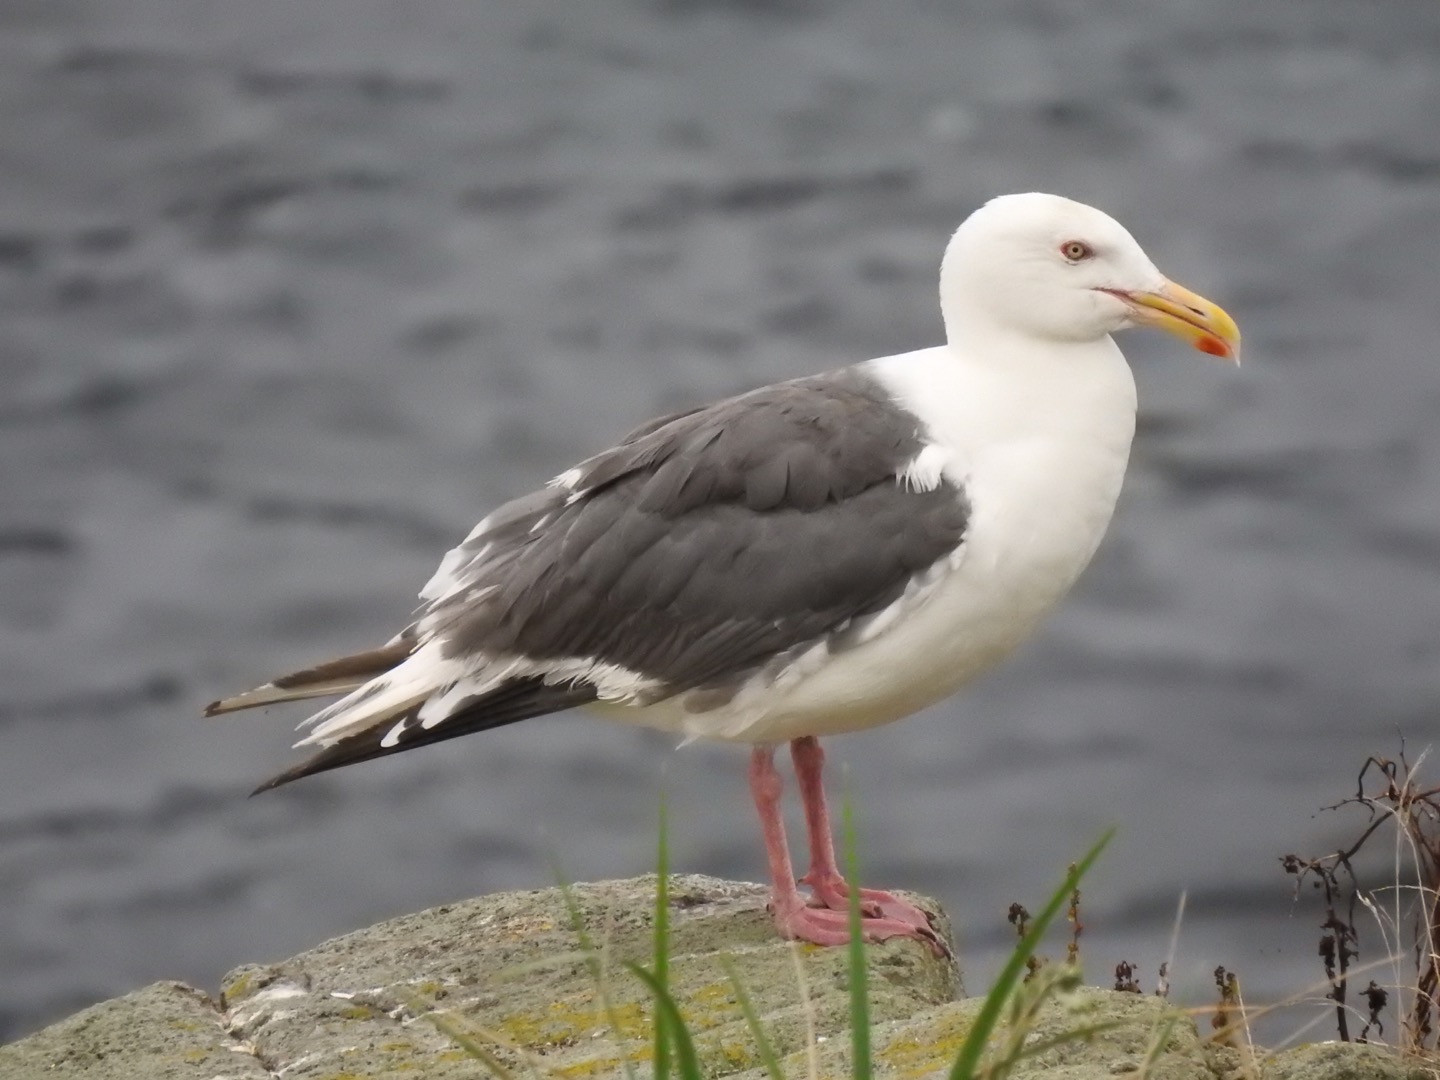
(601, 340, 1138, 744)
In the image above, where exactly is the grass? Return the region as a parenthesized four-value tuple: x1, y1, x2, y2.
(843, 797, 873, 1080)
(946, 830, 1115, 1080)
(408, 797, 1133, 1080)
(397, 764, 1440, 1079)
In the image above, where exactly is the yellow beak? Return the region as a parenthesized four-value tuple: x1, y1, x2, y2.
(1113, 279, 1241, 363)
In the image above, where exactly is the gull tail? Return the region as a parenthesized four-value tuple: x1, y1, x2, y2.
(252, 676, 598, 794)
(203, 638, 415, 717)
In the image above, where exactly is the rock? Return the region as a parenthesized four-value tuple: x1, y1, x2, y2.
(1261, 1040, 1437, 1080)
(211, 873, 959, 1079)
(0, 874, 958, 1079)
(0, 980, 271, 1079)
(5, 874, 1425, 1080)
(741, 985, 1213, 1080)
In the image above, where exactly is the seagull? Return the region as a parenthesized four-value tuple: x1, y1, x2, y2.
(207, 192, 1239, 954)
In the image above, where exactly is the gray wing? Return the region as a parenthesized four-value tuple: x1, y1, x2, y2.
(419, 367, 970, 698)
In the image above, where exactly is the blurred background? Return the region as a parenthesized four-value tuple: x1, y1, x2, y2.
(5, 0, 1440, 1046)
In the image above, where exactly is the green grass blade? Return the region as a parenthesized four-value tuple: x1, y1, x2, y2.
(653, 792, 672, 1080)
(843, 793, 873, 1080)
(718, 954, 785, 1080)
(627, 962, 704, 1080)
(947, 829, 1115, 1080)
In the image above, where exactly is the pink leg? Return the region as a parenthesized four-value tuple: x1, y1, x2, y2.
(790, 736, 947, 955)
(748, 743, 946, 955)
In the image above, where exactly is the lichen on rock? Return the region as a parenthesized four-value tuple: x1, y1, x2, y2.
(4, 874, 1427, 1080)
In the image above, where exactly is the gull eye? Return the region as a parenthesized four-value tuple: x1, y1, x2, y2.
(1060, 240, 1094, 262)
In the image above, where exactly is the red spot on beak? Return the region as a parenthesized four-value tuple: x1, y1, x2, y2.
(1196, 335, 1231, 358)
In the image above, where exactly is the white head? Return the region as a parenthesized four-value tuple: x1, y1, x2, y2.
(939, 192, 1240, 360)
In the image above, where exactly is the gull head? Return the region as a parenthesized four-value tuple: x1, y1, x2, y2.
(940, 192, 1240, 362)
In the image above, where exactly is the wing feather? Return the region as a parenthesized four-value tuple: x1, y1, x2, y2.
(233, 366, 969, 787)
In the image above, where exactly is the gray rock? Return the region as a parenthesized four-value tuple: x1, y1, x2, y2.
(744, 986, 1212, 1080)
(0, 980, 271, 1079)
(1260, 1040, 1437, 1080)
(210, 873, 959, 1079)
(0, 874, 957, 1079)
(5, 874, 1428, 1080)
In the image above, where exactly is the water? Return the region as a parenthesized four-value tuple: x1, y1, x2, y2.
(5, 0, 1440, 1045)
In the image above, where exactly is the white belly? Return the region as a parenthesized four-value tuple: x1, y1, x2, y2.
(594, 341, 1138, 745)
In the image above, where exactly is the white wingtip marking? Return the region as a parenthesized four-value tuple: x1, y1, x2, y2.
(418, 669, 511, 728)
(294, 648, 465, 748)
(418, 512, 496, 603)
(549, 467, 584, 491)
(898, 443, 950, 493)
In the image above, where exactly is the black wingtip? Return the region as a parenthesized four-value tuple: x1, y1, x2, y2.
(249, 769, 296, 797)
(247, 678, 600, 797)
(249, 749, 343, 796)
(249, 773, 289, 797)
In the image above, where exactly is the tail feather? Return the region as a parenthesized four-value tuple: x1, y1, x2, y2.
(204, 638, 414, 717)
(252, 677, 597, 793)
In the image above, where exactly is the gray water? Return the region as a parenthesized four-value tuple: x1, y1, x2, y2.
(5, 0, 1440, 1046)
